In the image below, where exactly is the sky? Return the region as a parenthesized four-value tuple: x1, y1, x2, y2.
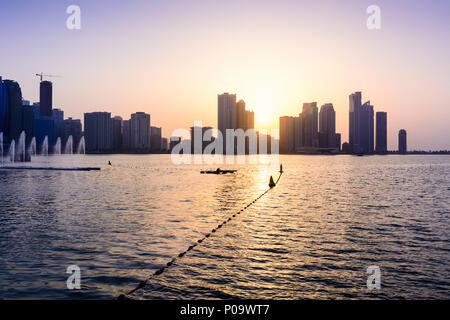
(0, 0, 449, 150)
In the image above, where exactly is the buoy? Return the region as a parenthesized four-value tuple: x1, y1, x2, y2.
(269, 176, 276, 188)
(280, 164, 283, 173)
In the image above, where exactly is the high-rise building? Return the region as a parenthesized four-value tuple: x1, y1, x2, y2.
(161, 137, 168, 152)
(335, 133, 341, 152)
(360, 101, 374, 154)
(151, 126, 162, 152)
(39, 81, 52, 117)
(376, 112, 387, 154)
(302, 102, 318, 148)
(63, 117, 82, 153)
(0, 76, 9, 140)
(112, 116, 123, 152)
(3, 79, 23, 143)
(398, 129, 407, 154)
(349, 92, 362, 153)
(169, 136, 181, 152)
(190, 126, 212, 154)
(52, 108, 64, 142)
(122, 120, 131, 152)
(319, 103, 336, 148)
(130, 112, 150, 153)
(245, 110, 255, 131)
(279, 116, 295, 154)
(84, 112, 113, 153)
(23, 106, 34, 146)
(218, 93, 237, 153)
(236, 100, 246, 130)
(294, 115, 303, 152)
(349, 92, 374, 154)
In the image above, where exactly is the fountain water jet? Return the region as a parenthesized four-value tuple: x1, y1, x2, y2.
(54, 137, 61, 155)
(17, 131, 26, 162)
(77, 136, 85, 155)
(28, 137, 37, 157)
(8, 140, 15, 163)
(65, 135, 73, 155)
(0, 132, 3, 166)
(41, 136, 48, 156)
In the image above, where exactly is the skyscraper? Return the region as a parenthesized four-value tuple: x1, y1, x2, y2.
(151, 126, 162, 152)
(52, 108, 64, 141)
(376, 112, 387, 154)
(39, 81, 52, 117)
(302, 102, 318, 148)
(218, 93, 236, 153)
(399, 129, 407, 154)
(279, 116, 295, 154)
(319, 103, 336, 148)
(0, 76, 9, 139)
(130, 112, 151, 153)
(84, 112, 113, 153)
(190, 126, 212, 154)
(236, 100, 246, 130)
(245, 110, 255, 131)
(3, 79, 23, 143)
(294, 115, 303, 152)
(63, 117, 82, 153)
(23, 106, 34, 146)
(349, 92, 362, 153)
(360, 101, 374, 154)
(112, 116, 123, 152)
(349, 92, 374, 154)
(122, 120, 131, 152)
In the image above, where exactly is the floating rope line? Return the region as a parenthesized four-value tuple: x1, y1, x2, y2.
(118, 165, 284, 299)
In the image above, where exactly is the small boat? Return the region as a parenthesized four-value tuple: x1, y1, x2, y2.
(200, 168, 237, 174)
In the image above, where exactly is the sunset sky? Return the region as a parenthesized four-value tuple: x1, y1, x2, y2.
(1, 0, 449, 150)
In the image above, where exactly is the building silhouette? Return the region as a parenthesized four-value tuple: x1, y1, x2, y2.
(151, 126, 162, 152)
(360, 101, 374, 153)
(218, 93, 237, 153)
(399, 129, 407, 154)
(63, 117, 82, 153)
(112, 116, 123, 152)
(349, 92, 362, 153)
(2, 79, 23, 144)
(279, 116, 295, 154)
(84, 112, 113, 153)
(39, 81, 52, 117)
(52, 108, 64, 143)
(130, 112, 151, 153)
(319, 103, 336, 148)
(121, 120, 130, 152)
(349, 92, 374, 154)
(302, 102, 319, 148)
(190, 126, 213, 154)
(169, 136, 181, 152)
(376, 112, 387, 153)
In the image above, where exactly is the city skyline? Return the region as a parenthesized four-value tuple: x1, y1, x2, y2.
(0, 0, 449, 150)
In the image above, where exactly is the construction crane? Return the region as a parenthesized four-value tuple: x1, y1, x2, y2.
(35, 73, 63, 82)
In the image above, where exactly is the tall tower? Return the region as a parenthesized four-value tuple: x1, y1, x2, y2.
(40, 81, 53, 117)
(0, 76, 8, 138)
(376, 112, 387, 153)
(361, 101, 374, 153)
(236, 99, 246, 130)
(279, 116, 295, 154)
(398, 129, 407, 154)
(302, 102, 318, 148)
(3, 79, 23, 142)
(218, 93, 237, 153)
(319, 103, 336, 148)
(349, 92, 362, 153)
